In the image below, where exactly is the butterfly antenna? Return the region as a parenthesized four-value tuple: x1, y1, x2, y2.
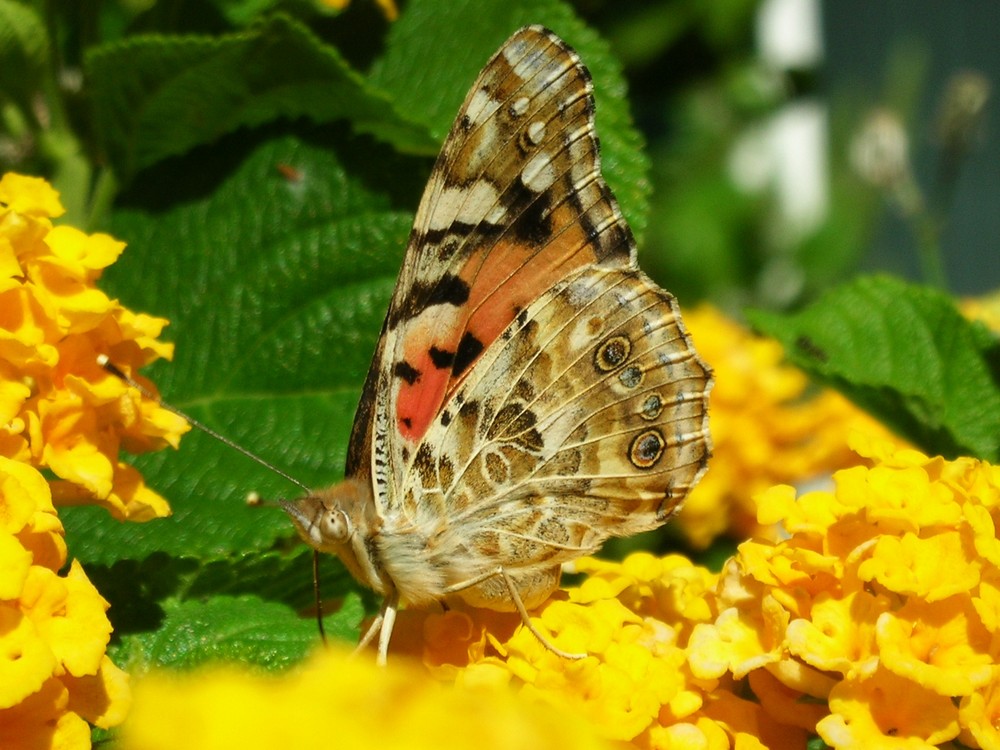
(97, 355, 312, 493)
(102, 355, 332, 641)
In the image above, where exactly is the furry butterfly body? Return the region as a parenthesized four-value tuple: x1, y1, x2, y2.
(283, 25, 712, 663)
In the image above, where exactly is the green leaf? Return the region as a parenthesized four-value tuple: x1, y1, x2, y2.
(369, 0, 651, 243)
(85, 13, 435, 180)
(112, 593, 364, 672)
(0, 0, 49, 114)
(87, 545, 366, 671)
(82, 547, 359, 628)
(747, 275, 1000, 461)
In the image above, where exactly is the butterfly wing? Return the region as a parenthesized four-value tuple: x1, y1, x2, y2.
(369, 26, 708, 610)
(345, 27, 639, 512)
(292, 25, 712, 661)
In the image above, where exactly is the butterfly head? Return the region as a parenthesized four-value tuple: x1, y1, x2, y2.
(280, 478, 385, 593)
(281, 479, 366, 551)
(281, 495, 351, 550)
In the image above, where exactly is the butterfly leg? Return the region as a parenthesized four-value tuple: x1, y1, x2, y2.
(444, 568, 587, 661)
(496, 567, 587, 661)
(354, 610, 383, 656)
(376, 592, 399, 667)
(353, 590, 399, 666)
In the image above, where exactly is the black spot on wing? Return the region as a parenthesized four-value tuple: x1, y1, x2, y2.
(452, 332, 484, 376)
(511, 191, 552, 245)
(394, 361, 420, 385)
(388, 272, 471, 328)
(419, 219, 505, 250)
(429, 346, 455, 369)
(427, 273, 471, 307)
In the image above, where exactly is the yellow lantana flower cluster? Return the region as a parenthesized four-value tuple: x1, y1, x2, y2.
(1, 173, 188, 748)
(0, 172, 187, 520)
(390, 554, 807, 749)
(387, 437, 1000, 749)
(0, 458, 129, 749)
(680, 306, 899, 548)
(689, 433, 1000, 749)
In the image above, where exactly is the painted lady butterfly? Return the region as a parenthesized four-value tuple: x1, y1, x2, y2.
(282, 25, 712, 664)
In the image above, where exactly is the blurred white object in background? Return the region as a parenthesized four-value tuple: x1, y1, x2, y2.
(729, 0, 827, 302)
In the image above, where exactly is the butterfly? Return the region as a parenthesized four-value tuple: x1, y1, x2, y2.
(282, 25, 712, 664)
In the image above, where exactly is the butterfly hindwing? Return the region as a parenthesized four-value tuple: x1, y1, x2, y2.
(395, 265, 711, 608)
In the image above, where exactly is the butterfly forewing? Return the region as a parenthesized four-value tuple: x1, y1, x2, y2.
(353, 27, 640, 501)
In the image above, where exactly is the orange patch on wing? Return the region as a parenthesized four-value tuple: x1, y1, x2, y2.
(394, 212, 599, 446)
(465, 210, 594, 349)
(396, 345, 452, 442)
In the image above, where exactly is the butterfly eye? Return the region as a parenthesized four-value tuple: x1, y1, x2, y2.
(319, 508, 351, 543)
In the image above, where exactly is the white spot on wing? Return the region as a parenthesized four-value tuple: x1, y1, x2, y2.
(485, 203, 508, 225)
(502, 35, 530, 65)
(527, 121, 546, 145)
(522, 151, 556, 192)
(458, 180, 502, 226)
(427, 181, 502, 232)
(465, 87, 495, 126)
